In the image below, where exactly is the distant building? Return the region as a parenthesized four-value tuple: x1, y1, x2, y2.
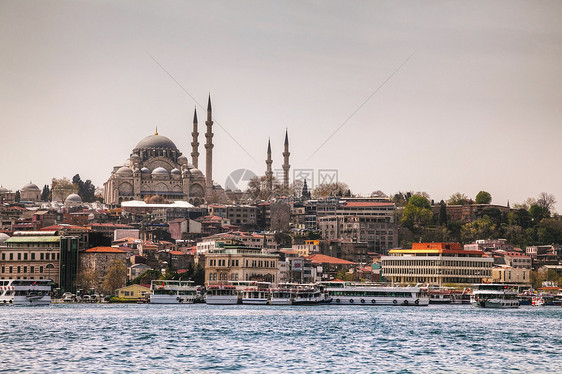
(381, 242, 493, 286)
(19, 182, 41, 202)
(491, 266, 530, 284)
(79, 247, 127, 291)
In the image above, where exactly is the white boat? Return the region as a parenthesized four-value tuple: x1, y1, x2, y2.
(150, 280, 199, 304)
(241, 288, 269, 305)
(470, 284, 520, 308)
(320, 282, 429, 306)
(428, 290, 453, 304)
(0, 279, 51, 306)
(269, 287, 294, 305)
(205, 285, 239, 305)
(293, 285, 325, 305)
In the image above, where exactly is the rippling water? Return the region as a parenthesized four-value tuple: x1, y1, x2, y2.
(1, 304, 561, 373)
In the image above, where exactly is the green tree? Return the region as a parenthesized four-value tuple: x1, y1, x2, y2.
(246, 175, 283, 201)
(475, 191, 492, 204)
(537, 219, 562, 244)
(15, 190, 20, 202)
(529, 204, 549, 222)
(536, 192, 556, 213)
(131, 269, 162, 285)
(101, 260, 127, 295)
(401, 195, 433, 230)
(460, 216, 496, 243)
(448, 192, 469, 205)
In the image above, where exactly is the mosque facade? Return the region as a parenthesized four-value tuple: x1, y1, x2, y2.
(103, 96, 216, 206)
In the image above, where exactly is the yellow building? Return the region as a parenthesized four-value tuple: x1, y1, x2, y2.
(115, 284, 151, 300)
(491, 266, 530, 284)
(205, 245, 279, 286)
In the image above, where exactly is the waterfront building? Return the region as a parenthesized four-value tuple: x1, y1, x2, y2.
(115, 284, 151, 300)
(204, 244, 279, 285)
(432, 203, 512, 223)
(0, 231, 61, 283)
(381, 242, 493, 286)
(0, 186, 16, 204)
(79, 247, 127, 291)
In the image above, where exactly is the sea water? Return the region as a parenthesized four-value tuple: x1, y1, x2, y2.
(1, 304, 561, 373)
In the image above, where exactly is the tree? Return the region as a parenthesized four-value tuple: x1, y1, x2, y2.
(401, 195, 433, 230)
(529, 204, 549, 222)
(475, 191, 492, 204)
(14, 190, 20, 202)
(75, 269, 97, 291)
(370, 190, 388, 198)
(537, 219, 562, 244)
(460, 216, 496, 243)
(41, 185, 51, 202)
(311, 182, 350, 199)
(438, 200, 448, 226)
(301, 180, 311, 200)
(101, 260, 127, 295)
(447, 192, 469, 205)
(537, 192, 556, 213)
(51, 177, 78, 201)
(246, 175, 282, 201)
(72, 174, 96, 202)
(131, 269, 162, 285)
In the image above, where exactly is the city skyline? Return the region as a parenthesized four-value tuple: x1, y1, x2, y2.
(1, 1, 561, 210)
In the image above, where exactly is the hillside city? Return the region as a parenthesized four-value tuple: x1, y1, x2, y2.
(1, 100, 561, 300)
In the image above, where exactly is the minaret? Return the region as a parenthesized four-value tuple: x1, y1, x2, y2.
(282, 129, 290, 190)
(265, 139, 273, 192)
(205, 94, 214, 195)
(191, 107, 199, 168)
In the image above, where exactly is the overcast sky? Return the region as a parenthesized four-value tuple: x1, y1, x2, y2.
(1, 1, 561, 209)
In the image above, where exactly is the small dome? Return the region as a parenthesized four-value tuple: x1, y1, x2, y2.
(116, 166, 133, 176)
(65, 193, 83, 205)
(0, 186, 9, 193)
(187, 162, 195, 169)
(177, 155, 188, 165)
(134, 134, 178, 151)
(141, 167, 150, 174)
(171, 168, 181, 174)
(130, 154, 141, 161)
(152, 167, 169, 175)
(190, 168, 203, 176)
(0, 233, 10, 244)
(22, 182, 40, 191)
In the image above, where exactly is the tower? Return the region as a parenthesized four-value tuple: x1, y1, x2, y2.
(205, 94, 214, 195)
(282, 129, 290, 190)
(266, 139, 273, 192)
(191, 107, 199, 168)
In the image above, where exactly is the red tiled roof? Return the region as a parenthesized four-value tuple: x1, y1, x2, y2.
(306, 254, 355, 265)
(169, 251, 183, 255)
(41, 224, 88, 231)
(85, 246, 126, 253)
(341, 202, 394, 208)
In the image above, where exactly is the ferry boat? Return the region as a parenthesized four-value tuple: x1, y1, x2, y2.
(241, 282, 271, 305)
(0, 279, 51, 306)
(470, 284, 520, 308)
(205, 285, 239, 305)
(320, 282, 429, 306)
(293, 285, 325, 305)
(428, 290, 453, 304)
(269, 286, 294, 305)
(149, 280, 199, 304)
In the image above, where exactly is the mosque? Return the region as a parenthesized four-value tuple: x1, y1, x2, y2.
(103, 96, 217, 206)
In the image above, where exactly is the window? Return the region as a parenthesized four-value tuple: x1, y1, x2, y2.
(31, 253, 35, 260)
(40, 266, 43, 273)
(9, 253, 13, 260)
(9, 267, 12, 274)
(1, 253, 4, 260)
(40, 253, 44, 260)
(24, 253, 28, 260)
(23, 266, 27, 273)
(30, 266, 34, 273)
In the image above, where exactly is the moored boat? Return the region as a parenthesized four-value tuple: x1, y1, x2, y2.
(242, 282, 271, 305)
(0, 279, 51, 306)
(320, 281, 429, 306)
(205, 285, 239, 305)
(470, 284, 520, 308)
(150, 280, 200, 304)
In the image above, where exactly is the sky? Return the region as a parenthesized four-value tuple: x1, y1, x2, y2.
(1, 1, 561, 210)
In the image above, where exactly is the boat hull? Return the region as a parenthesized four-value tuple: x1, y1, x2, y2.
(470, 298, 519, 308)
(331, 296, 429, 306)
(206, 296, 239, 305)
(242, 298, 268, 305)
(150, 295, 195, 304)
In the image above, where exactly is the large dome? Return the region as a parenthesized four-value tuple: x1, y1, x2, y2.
(134, 134, 178, 151)
(65, 193, 83, 205)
